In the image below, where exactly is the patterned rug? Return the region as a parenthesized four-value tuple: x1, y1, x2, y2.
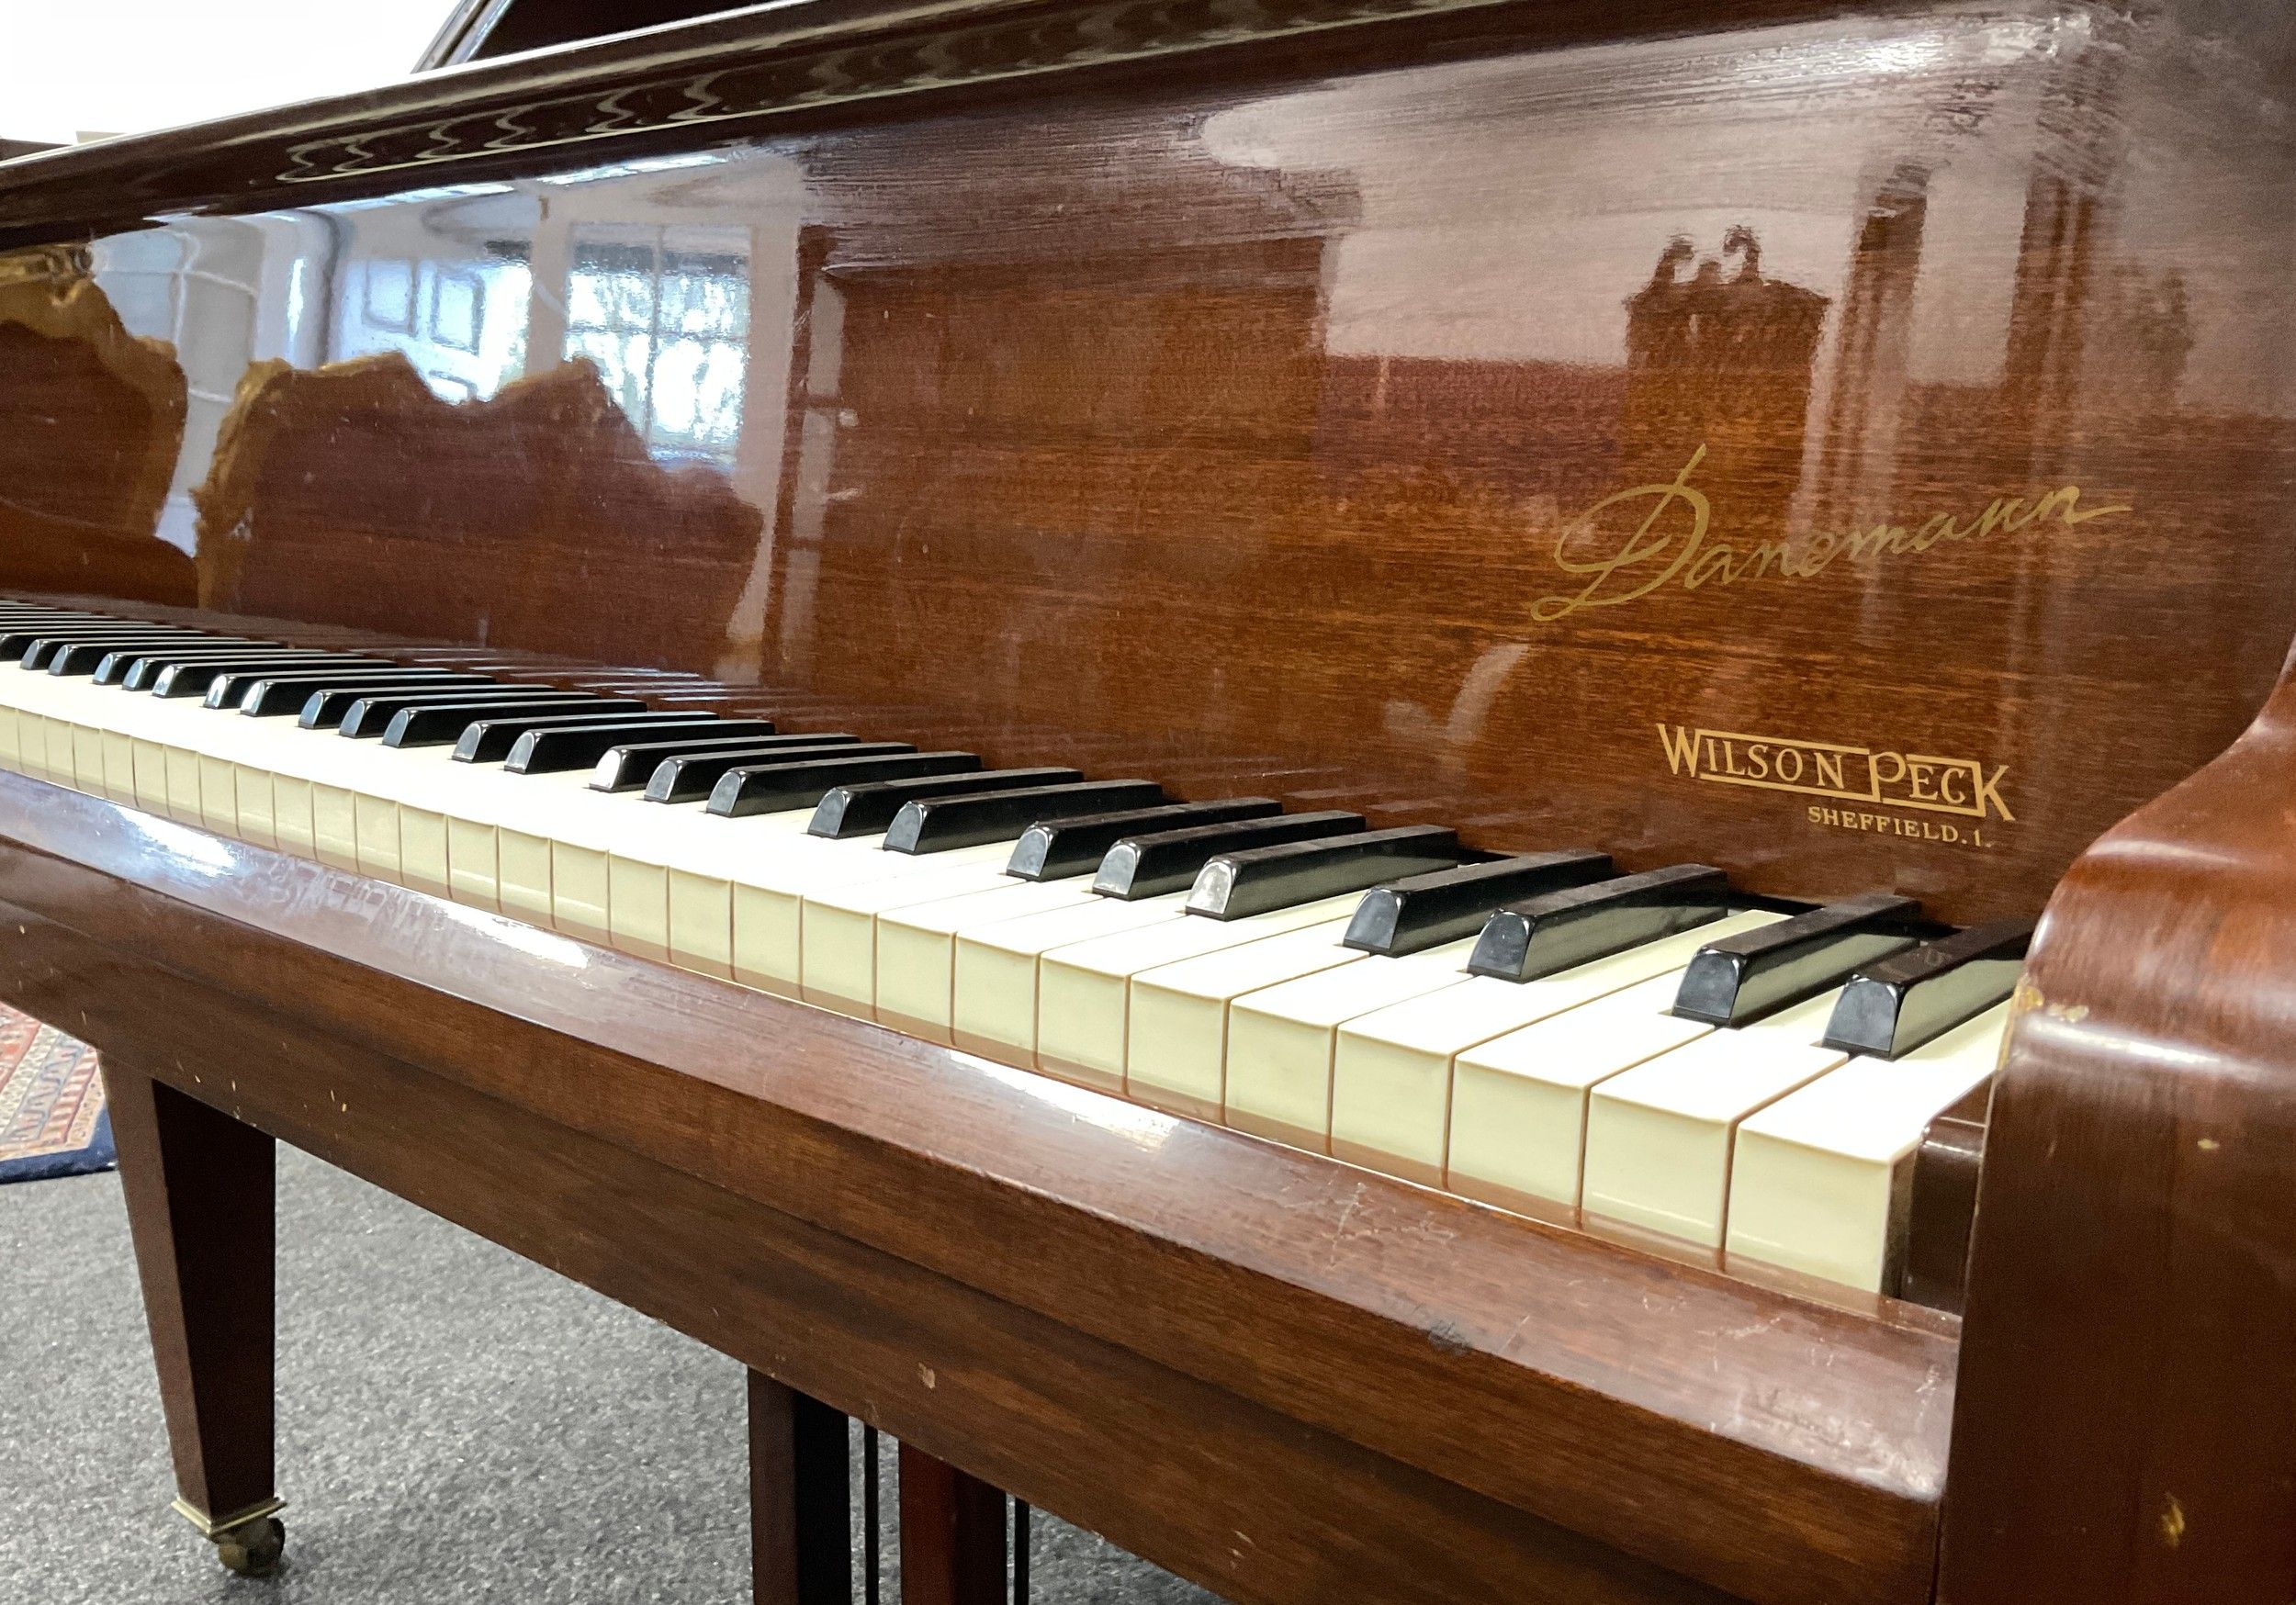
(0, 1006, 113, 1183)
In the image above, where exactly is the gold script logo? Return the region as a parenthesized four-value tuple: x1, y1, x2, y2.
(1658, 724, 2014, 825)
(1533, 446, 2131, 623)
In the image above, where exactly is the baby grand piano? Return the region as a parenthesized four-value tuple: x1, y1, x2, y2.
(0, 0, 2290, 1599)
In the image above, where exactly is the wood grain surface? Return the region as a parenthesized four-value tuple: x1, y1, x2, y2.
(0, 773, 1950, 1605)
(1942, 644, 2296, 1603)
(3, 0, 2293, 1598)
(5, 1, 2291, 925)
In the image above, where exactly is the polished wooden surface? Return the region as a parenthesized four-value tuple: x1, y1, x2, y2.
(6, 0, 2295, 924)
(0, 252, 194, 604)
(2, 0, 2293, 1598)
(1942, 645, 2296, 1602)
(748, 1372, 854, 1605)
(898, 1444, 1007, 1605)
(0, 770, 1950, 1605)
(0, 0, 1881, 238)
(104, 1064, 277, 1530)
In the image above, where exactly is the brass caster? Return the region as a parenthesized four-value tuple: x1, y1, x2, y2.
(216, 1515, 286, 1577)
(174, 1498, 288, 1579)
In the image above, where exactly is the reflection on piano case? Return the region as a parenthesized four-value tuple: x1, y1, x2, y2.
(0, 0, 2292, 1602)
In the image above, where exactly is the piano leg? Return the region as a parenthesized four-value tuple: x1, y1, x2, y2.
(748, 1370, 852, 1605)
(898, 1442, 1008, 1605)
(104, 1063, 284, 1577)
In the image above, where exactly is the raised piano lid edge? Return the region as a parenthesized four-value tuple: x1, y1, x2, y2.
(0, 0, 1868, 245)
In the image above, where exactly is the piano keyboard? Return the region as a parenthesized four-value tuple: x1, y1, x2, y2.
(0, 601, 2024, 1298)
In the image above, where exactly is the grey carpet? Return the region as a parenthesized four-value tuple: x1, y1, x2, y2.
(0, 1148, 1222, 1604)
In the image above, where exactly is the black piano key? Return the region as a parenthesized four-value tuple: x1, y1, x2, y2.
(443, 709, 720, 764)
(0, 613, 162, 634)
(228, 668, 491, 714)
(1671, 892, 1924, 1027)
(335, 689, 606, 739)
(204, 664, 445, 710)
(501, 716, 775, 772)
(2, 626, 218, 664)
(1821, 919, 2033, 1059)
(99, 643, 278, 689)
(378, 697, 647, 748)
(1343, 849, 1616, 957)
(0, 619, 102, 638)
(1006, 798, 1281, 881)
(881, 779, 1169, 854)
(152, 654, 388, 698)
(31, 633, 230, 672)
(1186, 825, 1462, 922)
(298, 682, 526, 729)
(707, 751, 982, 818)
(591, 733, 862, 793)
(642, 741, 910, 803)
(1468, 864, 1735, 982)
(44, 634, 242, 675)
(1094, 811, 1363, 900)
(813, 768, 1089, 842)
(419, 707, 679, 759)
(118, 647, 300, 690)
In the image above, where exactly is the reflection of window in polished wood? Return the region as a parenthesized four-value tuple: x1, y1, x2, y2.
(189, 353, 762, 671)
(0, 253, 196, 605)
(562, 230, 749, 468)
(1619, 228, 1828, 544)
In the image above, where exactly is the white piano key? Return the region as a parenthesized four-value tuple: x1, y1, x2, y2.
(591, 809, 756, 963)
(45, 720, 77, 790)
(498, 828, 555, 924)
(274, 775, 317, 856)
(1323, 912, 1783, 1186)
(797, 847, 1027, 1016)
(1443, 973, 1712, 1222)
(1123, 925, 1427, 1123)
(167, 747, 210, 830)
(311, 783, 360, 870)
(400, 806, 451, 898)
(950, 892, 1188, 1067)
(1580, 988, 1849, 1253)
(354, 791, 402, 880)
(580, 809, 746, 963)
(72, 724, 104, 796)
(235, 764, 278, 848)
(668, 867, 732, 976)
(132, 739, 171, 814)
(1221, 942, 1510, 1156)
(19, 711, 52, 784)
(1724, 1004, 2009, 1293)
(1034, 899, 1363, 1095)
(873, 878, 1100, 1043)
(447, 816, 501, 910)
(605, 854, 670, 960)
(100, 730, 136, 802)
(720, 836, 975, 994)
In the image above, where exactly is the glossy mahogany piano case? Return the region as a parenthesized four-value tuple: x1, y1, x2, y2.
(1, 0, 2291, 1599)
